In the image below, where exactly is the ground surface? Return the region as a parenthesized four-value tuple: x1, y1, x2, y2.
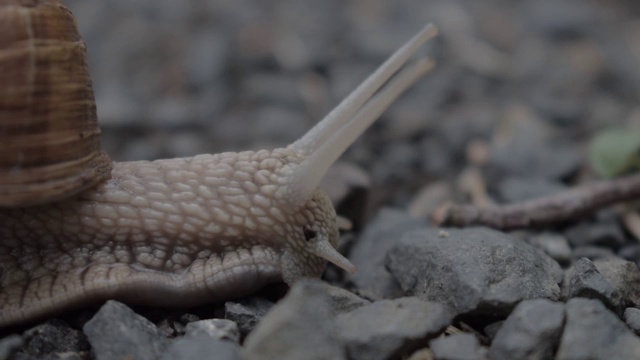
(3, 0, 640, 359)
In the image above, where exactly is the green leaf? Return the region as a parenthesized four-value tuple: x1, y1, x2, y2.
(589, 127, 640, 178)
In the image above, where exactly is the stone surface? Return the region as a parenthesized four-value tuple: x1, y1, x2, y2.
(184, 319, 240, 343)
(0, 335, 23, 360)
(498, 176, 567, 203)
(83, 301, 170, 360)
(564, 220, 626, 249)
(224, 297, 274, 338)
(624, 307, 640, 336)
(243, 279, 346, 360)
(20, 320, 89, 359)
(160, 335, 242, 360)
(348, 208, 427, 299)
(594, 257, 640, 308)
(556, 298, 640, 359)
(568, 257, 623, 314)
(335, 297, 452, 360)
(313, 281, 371, 315)
(489, 299, 565, 360)
(429, 333, 487, 360)
(526, 232, 572, 266)
(387, 227, 563, 316)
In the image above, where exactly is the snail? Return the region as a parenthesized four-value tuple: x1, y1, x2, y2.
(0, 0, 438, 328)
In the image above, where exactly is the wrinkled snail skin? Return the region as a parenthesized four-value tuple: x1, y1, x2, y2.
(0, 0, 438, 328)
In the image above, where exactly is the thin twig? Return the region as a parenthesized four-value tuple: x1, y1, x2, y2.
(433, 173, 640, 230)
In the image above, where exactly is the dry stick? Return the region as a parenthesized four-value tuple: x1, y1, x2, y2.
(435, 173, 640, 230)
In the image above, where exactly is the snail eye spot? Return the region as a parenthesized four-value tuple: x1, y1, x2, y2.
(303, 227, 317, 241)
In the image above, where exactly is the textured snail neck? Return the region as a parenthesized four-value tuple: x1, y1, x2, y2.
(0, 148, 343, 327)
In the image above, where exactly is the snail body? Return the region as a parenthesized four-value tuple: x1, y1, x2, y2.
(0, 0, 437, 327)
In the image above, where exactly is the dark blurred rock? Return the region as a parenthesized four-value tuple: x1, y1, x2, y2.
(348, 208, 427, 299)
(483, 321, 504, 341)
(572, 245, 616, 261)
(429, 333, 487, 360)
(526, 232, 572, 266)
(618, 244, 640, 263)
(243, 279, 346, 360)
(224, 297, 274, 338)
(20, 320, 88, 359)
(0, 335, 23, 360)
(160, 336, 241, 360)
(336, 297, 452, 360)
(568, 258, 623, 315)
(565, 221, 626, 249)
(386, 227, 562, 317)
(83, 301, 169, 360)
(624, 308, 640, 336)
(488, 299, 564, 360)
(497, 177, 567, 203)
(556, 298, 640, 359)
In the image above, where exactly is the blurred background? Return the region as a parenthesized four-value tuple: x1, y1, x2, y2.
(64, 0, 640, 215)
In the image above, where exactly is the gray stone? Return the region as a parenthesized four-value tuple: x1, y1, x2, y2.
(429, 333, 487, 360)
(243, 279, 346, 360)
(21, 320, 89, 358)
(184, 319, 240, 343)
(83, 301, 170, 360)
(565, 221, 626, 249)
(224, 297, 274, 338)
(348, 208, 427, 299)
(594, 258, 640, 308)
(624, 308, 640, 336)
(568, 258, 623, 314)
(0, 335, 23, 360)
(336, 297, 452, 360)
(483, 321, 504, 341)
(387, 227, 562, 316)
(527, 233, 572, 265)
(556, 298, 640, 359)
(572, 245, 616, 261)
(313, 281, 371, 315)
(488, 299, 565, 360)
(498, 177, 567, 203)
(160, 336, 242, 360)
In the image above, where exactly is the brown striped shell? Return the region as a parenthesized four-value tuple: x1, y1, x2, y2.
(0, 0, 111, 207)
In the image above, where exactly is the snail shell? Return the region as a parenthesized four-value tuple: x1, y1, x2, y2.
(0, 0, 111, 207)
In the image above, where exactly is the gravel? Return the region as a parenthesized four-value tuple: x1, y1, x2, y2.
(4, 0, 640, 359)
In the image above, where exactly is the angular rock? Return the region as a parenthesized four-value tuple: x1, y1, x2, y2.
(160, 336, 242, 360)
(387, 227, 562, 316)
(312, 281, 371, 315)
(488, 299, 565, 360)
(526, 232, 572, 266)
(224, 297, 274, 338)
(568, 258, 623, 314)
(556, 298, 640, 359)
(21, 320, 89, 359)
(348, 208, 427, 299)
(184, 319, 240, 343)
(483, 321, 504, 341)
(429, 333, 487, 360)
(83, 301, 170, 360)
(593, 257, 640, 308)
(336, 297, 452, 360)
(624, 307, 640, 336)
(0, 335, 23, 360)
(564, 220, 626, 249)
(243, 279, 346, 360)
